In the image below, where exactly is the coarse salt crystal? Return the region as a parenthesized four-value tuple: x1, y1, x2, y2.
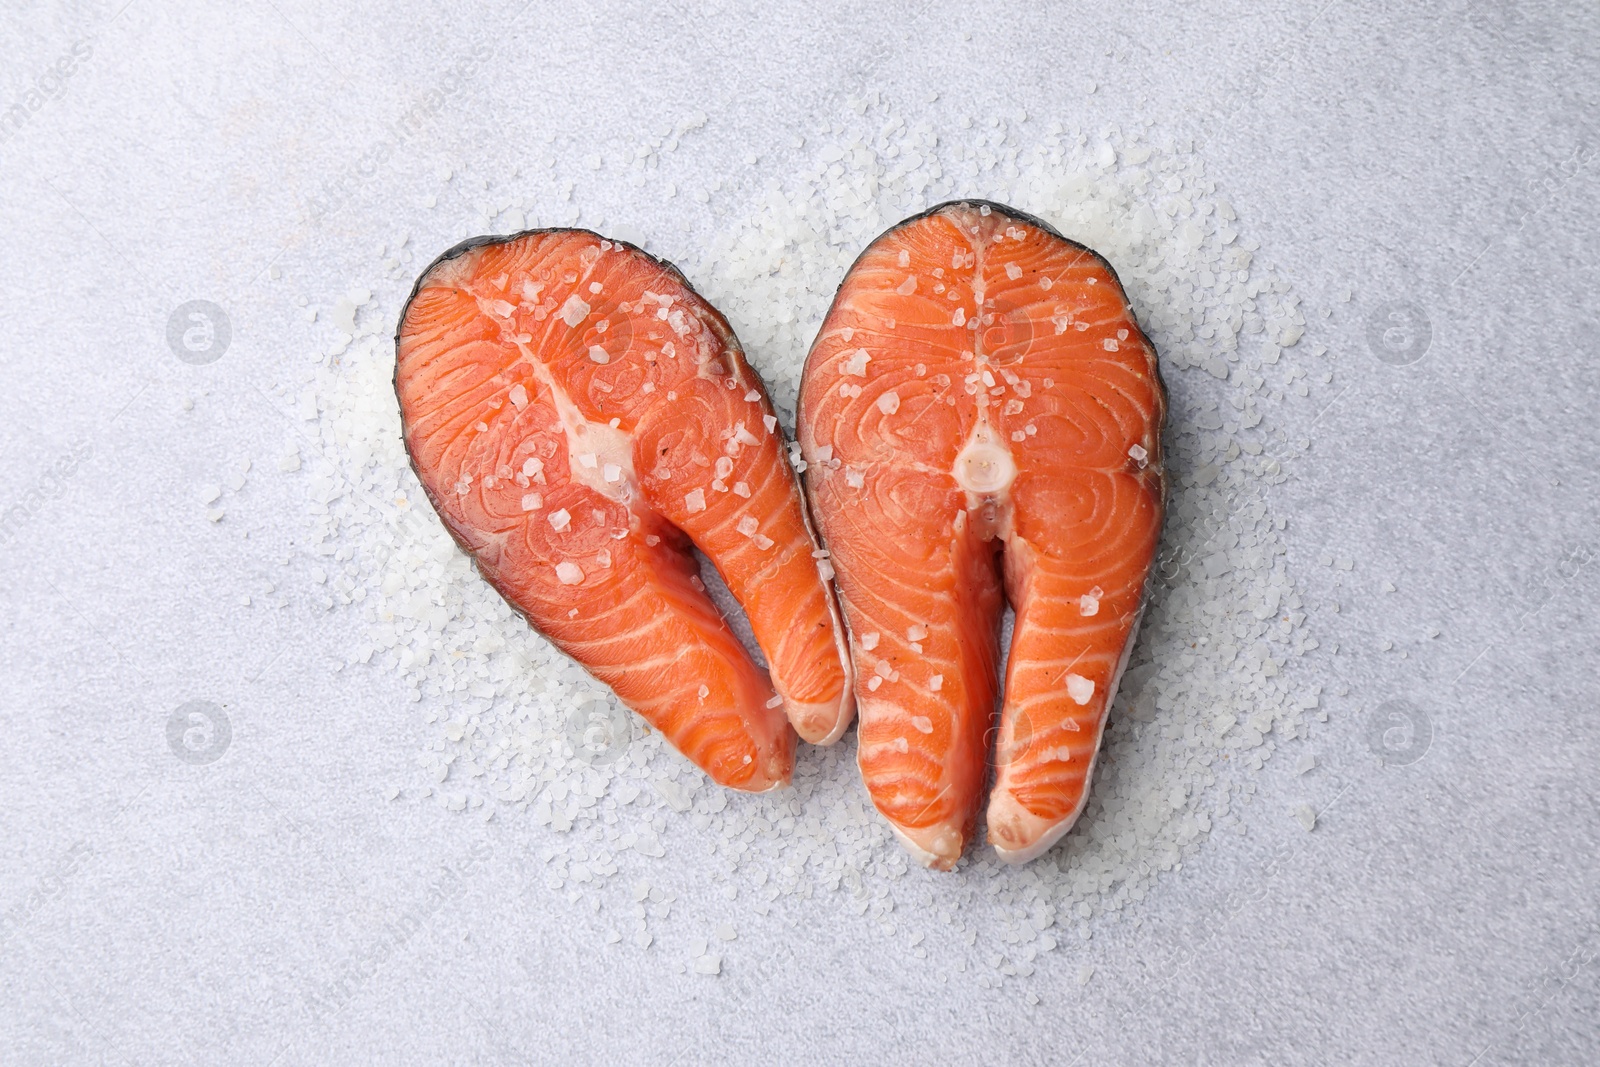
(1005, 262, 1022, 280)
(559, 294, 590, 326)
(929, 674, 943, 692)
(1066, 674, 1095, 705)
(860, 632, 879, 650)
(737, 516, 759, 536)
(549, 508, 571, 531)
(877, 391, 900, 414)
(684, 489, 706, 513)
(555, 561, 583, 585)
(508, 383, 529, 408)
(603, 464, 621, 483)
(521, 492, 542, 511)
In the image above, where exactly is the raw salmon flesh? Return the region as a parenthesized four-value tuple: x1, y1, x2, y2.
(395, 229, 854, 792)
(798, 201, 1166, 867)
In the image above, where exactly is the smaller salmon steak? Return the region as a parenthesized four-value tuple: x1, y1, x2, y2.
(799, 201, 1165, 866)
(396, 229, 854, 791)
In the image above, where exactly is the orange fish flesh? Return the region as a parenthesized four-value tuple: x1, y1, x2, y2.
(396, 229, 855, 791)
(798, 201, 1166, 866)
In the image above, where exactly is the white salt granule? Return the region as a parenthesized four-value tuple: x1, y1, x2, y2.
(559, 294, 590, 326)
(929, 674, 943, 692)
(684, 489, 706, 513)
(876, 391, 900, 414)
(588, 345, 610, 364)
(1066, 674, 1095, 705)
(548, 508, 571, 532)
(555, 562, 583, 585)
(860, 632, 880, 651)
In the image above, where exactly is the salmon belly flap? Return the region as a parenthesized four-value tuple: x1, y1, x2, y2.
(395, 229, 854, 792)
(798, 201, 1166, 867)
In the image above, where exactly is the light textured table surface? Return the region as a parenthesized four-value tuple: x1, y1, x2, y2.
(2, 1, 1597, 1064)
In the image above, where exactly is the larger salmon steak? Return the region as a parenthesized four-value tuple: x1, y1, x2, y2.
(396, 229, 854, 792)
(798, 201, 1166, 867)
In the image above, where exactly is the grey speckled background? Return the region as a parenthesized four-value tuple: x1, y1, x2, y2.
(2, 1, 1598, 1064)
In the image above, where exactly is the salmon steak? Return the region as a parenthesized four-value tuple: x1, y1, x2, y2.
(396, 229, 854, 792)
(798, 201, 1166, 867)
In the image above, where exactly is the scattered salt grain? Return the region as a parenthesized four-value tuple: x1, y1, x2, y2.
(1066, 674, 1095, 705)
(860, 632, 880, 651)
(555, 562, 583, 585)
(559, 295, 590, 326)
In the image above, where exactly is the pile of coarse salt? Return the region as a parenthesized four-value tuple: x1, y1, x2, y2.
(286, 94, 1328, 981)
